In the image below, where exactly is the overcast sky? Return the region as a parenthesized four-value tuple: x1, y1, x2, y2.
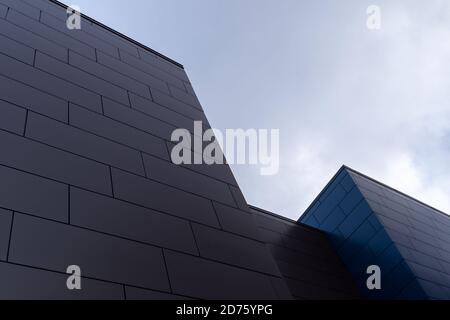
(64, 0, 450, 220)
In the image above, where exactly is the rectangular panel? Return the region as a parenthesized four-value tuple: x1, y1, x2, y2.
(129, 92, 195, 130)
(0, 262, 124, 300)
(119, 50, 185, 90)
(164, 250, 277, 300)
(0, 100, 26, 135)
(21, 0, 67, 20)
(7, 9, 96, 61)
(152, 89, 207, 122)
(213, 202, 261, 240)
(0, 0, 40, 19)
(0, 18, 67, 62)
(143, 155, 235, 206)
(26, 112, 145, 176)
(78, 20, 139, 57)
(138, 48, 189, 82)
(97, 51, 169, 94)
(35, 52, 129, 106)
(0, 52, 102, 113)
(0, 165, 68, 222)
(192, 223, 281, 275)
(70, 187, 198, 254)
(69, 104, 169, 160)
(103, 97, 174, 141)
(9, 214, 170, 291)
(0, 129, 111, 195)
(69, 51, 151, 99)
(0, 75, 68, 122)
(111, 168, 219, 227)
(0, 32, 34, 65)
(40, 12, 120, 59)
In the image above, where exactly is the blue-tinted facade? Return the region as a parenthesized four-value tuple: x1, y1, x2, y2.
(300, 166, 450, 299)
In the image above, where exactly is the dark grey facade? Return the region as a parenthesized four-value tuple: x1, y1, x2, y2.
(0, 0, 448, 300)
(0, 0, 288, 300)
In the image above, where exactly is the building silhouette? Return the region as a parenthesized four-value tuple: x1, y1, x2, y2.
(0, 0, 448, 300)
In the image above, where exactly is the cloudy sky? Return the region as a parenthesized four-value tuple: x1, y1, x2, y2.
(65, 0, 450, 220)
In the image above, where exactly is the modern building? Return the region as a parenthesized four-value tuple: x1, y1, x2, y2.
(300, 166, 450, 300)
(0, 0, 448, 300)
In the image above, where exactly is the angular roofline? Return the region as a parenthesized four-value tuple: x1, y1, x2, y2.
(50, 0, 184, 69)
(249, 205, 325, 233)
(343, 165, 450, 219)
(249, 205, 296, 224)
(299, 164, 449, 222)
(298, 165, 348, 222)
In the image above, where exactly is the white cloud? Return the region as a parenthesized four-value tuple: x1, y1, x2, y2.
(306, 2, 450, 216)
(257, 1, 450, 219)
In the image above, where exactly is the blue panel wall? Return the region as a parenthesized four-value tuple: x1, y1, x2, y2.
(350, 170, 450, 300)
(300, 167, 425, 299)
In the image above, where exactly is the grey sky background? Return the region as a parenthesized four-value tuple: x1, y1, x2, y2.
(64, 0, 450, 220)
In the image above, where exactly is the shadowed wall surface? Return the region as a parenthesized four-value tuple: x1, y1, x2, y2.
(0, 0, 288, 300)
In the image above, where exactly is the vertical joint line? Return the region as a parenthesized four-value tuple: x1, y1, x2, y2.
(161, 249, 173, 293)
(268, 275, 284, 300)
(68, 186, 71, 224)
(140, 152, 148, 178)
(188, 222, 201, 256)
(32, 50, 37, 67)
(211, 201, 223, 230)
(123, 285, 127, 300)
(6, 212, 15, 262)
(67, 101, 70, 124)
(127, 91, 132, 108)
(228, 184, 240, 209)
(147, 86, 153, 101)
(164, 141, 172, 164)
(109, 166, 115, 197)
(183, 81, 190, 95)
(100, 96, 105, 115)
(23, 109, 29, 137)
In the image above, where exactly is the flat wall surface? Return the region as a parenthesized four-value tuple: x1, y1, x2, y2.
(0, 0, 287, 300)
